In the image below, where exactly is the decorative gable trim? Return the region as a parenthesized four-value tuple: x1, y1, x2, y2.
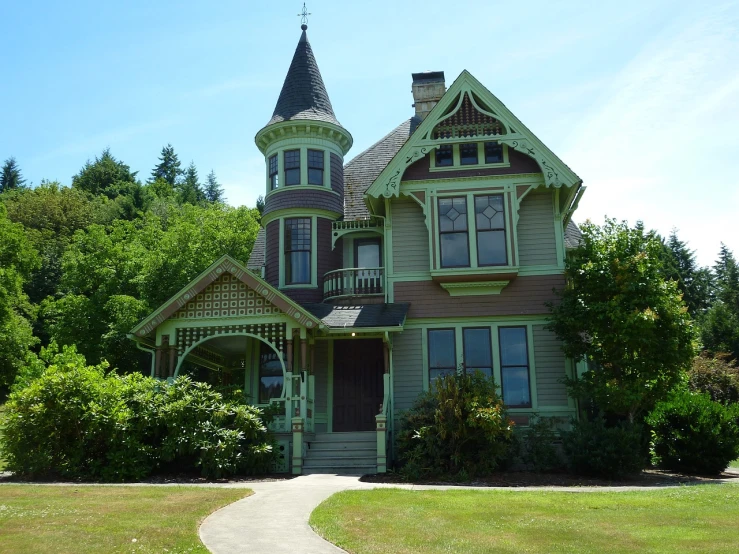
(131, 255, 323, 338)
(365, 70, 581, 200)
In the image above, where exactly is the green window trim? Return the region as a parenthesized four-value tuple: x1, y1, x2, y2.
(278, 215, 319, 289)
(284, 217, 312, 285)
(429, 142, 510, 172)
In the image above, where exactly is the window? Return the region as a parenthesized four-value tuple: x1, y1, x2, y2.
(307, 149, 324, 185)
(485, 141, 503, 163)
(435, 144, 453, 167)
(284, 149, 300, 186)
(463, 328, 493, 379)
(460, 142, 479, 165)
(475, 195, 507, 265)
(259, 342, 283, 403)
(428, 329, 456, 382)
(438, 197, 470, 268)
(284, 218, 311, 284)
(499, 327, 531, 408)
(268, 154, 278, 189)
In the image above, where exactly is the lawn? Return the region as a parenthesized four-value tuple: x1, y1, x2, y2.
(730, 459, 739, 469)
(0, 485, 250, 553)
(311, 485, 739, 554)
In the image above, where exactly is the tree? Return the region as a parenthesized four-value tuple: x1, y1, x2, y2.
(204, 170, 225, 203)
(72, 148, 139, 199)
(547, 218, 695, 421)
(701, 244, 739, 361)
(178, 162, 204, 205)
(714, 243, 739, 310)
(256, 195, 265, 216)
(150, 144, 182, 186)
(661, 230, 712, 317)
(1, 157, 26, 192)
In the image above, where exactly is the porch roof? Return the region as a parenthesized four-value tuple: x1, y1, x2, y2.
(302, 303, 410, 331)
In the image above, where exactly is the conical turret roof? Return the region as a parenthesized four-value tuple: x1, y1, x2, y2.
(266, 27, 342, 128)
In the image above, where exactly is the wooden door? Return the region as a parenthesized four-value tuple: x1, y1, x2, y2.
(333, 339, 384, 432)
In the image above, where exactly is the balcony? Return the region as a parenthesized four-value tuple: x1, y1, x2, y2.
(323, 267, 385, 301)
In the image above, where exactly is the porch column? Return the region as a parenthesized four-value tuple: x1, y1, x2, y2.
(291, 417, 304, 475)
(299, 338, 308, 421)
(375, 341, 391, 473)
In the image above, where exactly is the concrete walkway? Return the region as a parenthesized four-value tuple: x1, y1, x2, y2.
(198, 471, 739, 554)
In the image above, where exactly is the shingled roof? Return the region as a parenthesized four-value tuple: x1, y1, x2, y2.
(266, 28, 342, 128)
(302, 303, 409, 329)
(564, 220, 583, 249)
(343, 117, 421, 220)
(247, 228, 266, 270)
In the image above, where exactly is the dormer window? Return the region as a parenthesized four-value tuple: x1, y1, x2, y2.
(284, 150, 300, 186)
(308, 149, 324, 185)
(269, 154, 279, 189)
(460, 143, 479, 165)
(435, 144, 453, 167)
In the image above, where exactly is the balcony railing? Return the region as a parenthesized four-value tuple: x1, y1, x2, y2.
(323, 267, 385, 301)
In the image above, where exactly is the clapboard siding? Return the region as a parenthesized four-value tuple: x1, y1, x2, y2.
(313, 340, 329, 414)
(392, 328, 423, 425)
(392, 197, 430, 273)
(518, 191, 558, 266)
(533, 325, 569, 407)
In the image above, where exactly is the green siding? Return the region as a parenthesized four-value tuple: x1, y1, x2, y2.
(518, 191, 558, 266)
(533, 324, 569, 407)
(392, 328, 424, 425)
(392, 197, 429, 273)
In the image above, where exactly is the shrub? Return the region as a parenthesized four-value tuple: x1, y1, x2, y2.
(561, 416, 647, 479)
(687, 352, 739, 405)
(646, 390, 739, 475)
(516, 416, 566, 473)
(2, 357, 275, 481)
(396, 372, 513, 479)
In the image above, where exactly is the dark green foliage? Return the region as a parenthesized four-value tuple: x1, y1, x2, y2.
(561, 416, 647, 479)
(2, 352, 275, 481)
(548, 218, 695, 421)
(515, 416, 565, 473)
(647, 390, 739, 475)
(72, 149, 140, 202)
(661, 230, 713, 317)
(396, 372, 513, 479)
(1, 157, 26, 192)
(178, 162, 204, 205)
(701, 244, 739, 361)
(150, 144, 182, 186)
(256, 195, 265, 216)
(204, 170, 225, 203)
(688, 352, 739, 404)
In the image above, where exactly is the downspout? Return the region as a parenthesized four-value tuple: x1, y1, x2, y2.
(128, 334, 156, 377)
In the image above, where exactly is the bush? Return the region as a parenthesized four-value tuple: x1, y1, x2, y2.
(516, 416, 566, 473)
(646, 390, 739, 475)
(561, 416, 647, 479)
(396, 372, 513, 479)
(688, 352, 739, 405)
(2, 356, 275, 481)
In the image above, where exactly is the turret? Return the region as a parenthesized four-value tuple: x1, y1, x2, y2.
(255, 24, 353, 304)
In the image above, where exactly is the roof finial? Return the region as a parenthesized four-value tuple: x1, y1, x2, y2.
(298, 3, 310, 30)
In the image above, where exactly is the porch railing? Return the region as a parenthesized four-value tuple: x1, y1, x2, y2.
(323, 267, 385, 301)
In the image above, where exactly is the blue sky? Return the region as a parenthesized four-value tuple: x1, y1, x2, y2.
(2, 0, 737, 266)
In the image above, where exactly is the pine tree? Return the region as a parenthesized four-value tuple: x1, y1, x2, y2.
(702, 244, 739, 361)
(1, 157, 27, 192)
(663, 229, 712, 317)
(178, 162, 204, 205)
(715, 243, 739, 310)
(204, 170, 225, 203)
(256, 195, 265, 216)
(150, 144, 182, 186)
(72, 148, 139, 199)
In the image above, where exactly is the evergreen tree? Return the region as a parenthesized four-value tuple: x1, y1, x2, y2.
(178, 162, 204, 205)
(150, 144, 182, 186)
(72, 148, 139, 200)
(256, 195, 265, 216)
(663, 229, 712, 317)
(1, 157, 27, 192)
(204, 170, 225, 203)
(702, 244, 739, 361)
(714, 243, 739, 309)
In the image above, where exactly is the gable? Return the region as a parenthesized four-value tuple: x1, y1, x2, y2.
(365, 70, 582, 202)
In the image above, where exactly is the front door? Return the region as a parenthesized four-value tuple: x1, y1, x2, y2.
(333, 339, 384, 432)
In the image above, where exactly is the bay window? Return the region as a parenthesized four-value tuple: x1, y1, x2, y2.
(438, 196, 470, 268)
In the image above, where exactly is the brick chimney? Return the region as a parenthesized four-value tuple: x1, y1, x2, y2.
(411, 71, 446, 120)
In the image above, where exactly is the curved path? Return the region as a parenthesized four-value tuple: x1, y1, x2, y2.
(199, 471, 739, 554)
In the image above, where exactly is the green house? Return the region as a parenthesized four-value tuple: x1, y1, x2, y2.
(130, 24, 585, 475)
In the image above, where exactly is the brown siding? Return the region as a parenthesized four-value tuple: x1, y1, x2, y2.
(394, 275, 564, 318)
(518, 190, 558, 266)
(533, 325, 569, 407)
(391, 197, 429, 273)
(265, 220, 280, 288)
(263, 188, 343, 216)
(403, 148, 541, 181)
(330, 153, 344, 213)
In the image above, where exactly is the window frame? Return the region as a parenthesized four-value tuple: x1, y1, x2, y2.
(427, 328, 458, 384)
(258, 341, 284, 404)
(307, 149, 325, 186)
(498, 326, 532, 408)
(462, 327, 493, 379)
(437, 196, 471, 268)
(284, 149, 301, 186)
(474, 193, 508, 267)
(268, 154, 279, 190)
(283, 217, 312, 285)
(429, 141, 509, 171)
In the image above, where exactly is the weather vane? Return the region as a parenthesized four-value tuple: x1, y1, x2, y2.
(298, 3, 311, 28)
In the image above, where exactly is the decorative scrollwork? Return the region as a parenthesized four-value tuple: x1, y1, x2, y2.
(382, 146, 437, 198)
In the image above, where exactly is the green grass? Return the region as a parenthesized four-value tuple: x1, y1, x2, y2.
(730, 459, 739, 469)
(311, 485, 739, 554)
(0, 485, 250, 553)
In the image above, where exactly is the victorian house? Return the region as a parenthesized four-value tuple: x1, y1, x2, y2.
(130, 23, 585, 474)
